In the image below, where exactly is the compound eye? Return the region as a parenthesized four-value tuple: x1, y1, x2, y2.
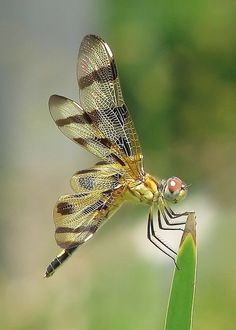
(164, 176, 187, 203)
(167, 177, 183, 193)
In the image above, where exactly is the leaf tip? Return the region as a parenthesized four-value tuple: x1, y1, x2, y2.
(180, 212, 196, 247)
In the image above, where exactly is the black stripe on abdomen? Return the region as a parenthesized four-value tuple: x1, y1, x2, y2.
(44, 246, 78, 278)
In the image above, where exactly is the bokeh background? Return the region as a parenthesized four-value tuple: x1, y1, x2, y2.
(1, 1, 236, 329)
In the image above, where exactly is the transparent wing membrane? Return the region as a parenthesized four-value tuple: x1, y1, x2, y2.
(45, 34, 191, 278)
(45, 179, 126, 277)
(77, 35, 143, 178)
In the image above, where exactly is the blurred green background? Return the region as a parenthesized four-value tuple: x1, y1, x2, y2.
(1, 0, 236, 329)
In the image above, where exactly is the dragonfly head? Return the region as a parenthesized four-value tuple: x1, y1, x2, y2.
(162, 176, 187, 204)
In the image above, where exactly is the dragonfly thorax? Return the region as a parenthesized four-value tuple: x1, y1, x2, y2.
(128, 174, 160, 204)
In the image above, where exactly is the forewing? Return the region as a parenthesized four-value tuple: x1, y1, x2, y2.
(77, 34, 144, 177)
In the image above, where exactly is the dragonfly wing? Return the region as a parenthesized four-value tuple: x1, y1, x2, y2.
(70, 162, 123, 193)
(77, 34, 144, 178)
(54, 167, 125, 249)
(49, 95, 127, 166)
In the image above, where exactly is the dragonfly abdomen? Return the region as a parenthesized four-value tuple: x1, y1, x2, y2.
(44, 246, 78, 278)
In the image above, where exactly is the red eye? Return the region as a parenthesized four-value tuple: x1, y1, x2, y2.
(167, 177, 182, 193)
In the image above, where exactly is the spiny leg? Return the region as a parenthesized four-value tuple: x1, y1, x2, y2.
(44, 245, 78, 278)
(158, 209, 184, 231)
(149, 212, 177, 255)
(165, 206, 189, 219)
(147, 210, 179, 269)
(162, 207, 187, 226)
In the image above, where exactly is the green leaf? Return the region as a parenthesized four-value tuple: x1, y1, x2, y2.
(164, 212, 197, 330)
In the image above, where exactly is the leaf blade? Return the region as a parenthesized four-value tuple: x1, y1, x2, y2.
(164, 212, 197, 330)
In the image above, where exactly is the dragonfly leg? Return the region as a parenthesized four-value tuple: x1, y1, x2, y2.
(166, 207, 189, 219)
(163, 207, 188, 225)
(158, 209, 184, 231)
(147, 210, 179, 269)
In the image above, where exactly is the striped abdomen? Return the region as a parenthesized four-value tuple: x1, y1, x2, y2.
(44, 246, 77, 278)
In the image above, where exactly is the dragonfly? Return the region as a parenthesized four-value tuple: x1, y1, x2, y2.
(44, 34, 190, 278)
